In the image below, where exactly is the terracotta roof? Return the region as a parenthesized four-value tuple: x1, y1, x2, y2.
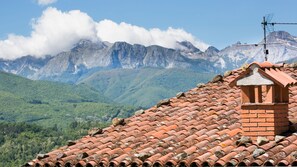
(263, 68, 297, 87)
(248, 61, 282, 68)
(25, 65, 297, 167)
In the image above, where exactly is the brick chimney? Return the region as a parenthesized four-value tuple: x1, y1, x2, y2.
(230, 62, 297, 140)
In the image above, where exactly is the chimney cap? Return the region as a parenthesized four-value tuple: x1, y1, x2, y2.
(229, 62, 297, 87)
(248, 61, 283, 69)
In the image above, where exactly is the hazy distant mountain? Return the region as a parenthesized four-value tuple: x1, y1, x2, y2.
(1, 31, 297, 107)
(1, 31, 297, 81)
(218, 31, 297, 70)
(0, 55, 51, 78)
(6, 40, 219, 83)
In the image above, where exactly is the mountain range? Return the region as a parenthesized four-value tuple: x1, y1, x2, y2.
(0, 40, 219, 83)
(220, 31, 297, 69)
(0, 31, 297, 107)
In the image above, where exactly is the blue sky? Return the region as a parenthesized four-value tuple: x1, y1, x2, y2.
(0, 0, 296, 59)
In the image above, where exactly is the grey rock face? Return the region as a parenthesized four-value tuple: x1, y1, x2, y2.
(1, 31, 297, 83)
(0, 55, 51, 78)
(177, 41, 201, 53)
(219, 31, 297, 70)
(0, 40, 219, 83)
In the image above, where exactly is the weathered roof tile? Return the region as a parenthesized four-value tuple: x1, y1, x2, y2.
(25, 64, 297, 167)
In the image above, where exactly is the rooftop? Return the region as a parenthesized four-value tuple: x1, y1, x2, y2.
(26, 63, 297, 167)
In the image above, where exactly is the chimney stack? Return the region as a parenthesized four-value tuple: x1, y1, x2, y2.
(230, 62, 297, 140)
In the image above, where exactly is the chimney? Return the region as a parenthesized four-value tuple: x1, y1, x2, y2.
(230, 62, 297, 140)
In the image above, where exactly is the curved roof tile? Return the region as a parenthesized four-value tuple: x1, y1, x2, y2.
(25, 65, 297, 167)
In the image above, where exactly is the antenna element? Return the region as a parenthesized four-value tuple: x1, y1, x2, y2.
(262, 16, 268, 61)
(261, 15, 297, 61)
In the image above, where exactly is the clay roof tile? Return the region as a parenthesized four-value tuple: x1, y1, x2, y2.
(26, 65, 297, 167)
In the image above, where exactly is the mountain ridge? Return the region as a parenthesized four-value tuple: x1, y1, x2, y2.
(219, 31, 297, 70)
(2, 31, 296, 82)
(1, 31, 297, 107)
(5, 39, 219, 83)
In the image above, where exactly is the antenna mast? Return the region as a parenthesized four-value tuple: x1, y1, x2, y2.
(262, 17, 268, 61)
(261, 15, 297, 61)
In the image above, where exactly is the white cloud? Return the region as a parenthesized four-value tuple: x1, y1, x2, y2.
(0, 7, 97, 59)
(0, 7, 209, 60)
(96, 20, 209, 51)
(36, 0, 57, 6)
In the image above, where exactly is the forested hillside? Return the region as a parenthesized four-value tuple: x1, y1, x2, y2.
(79, 68, 214, 107)
(0, 72, 137, 166)
(0, 71, 136, 128)
(0, 121, 108, 167)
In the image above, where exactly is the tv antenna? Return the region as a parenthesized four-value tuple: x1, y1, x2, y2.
(261, 14, 297, 61)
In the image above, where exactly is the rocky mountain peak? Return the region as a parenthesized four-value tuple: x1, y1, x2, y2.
(1, 30, 297, 83)
(72, 39, 108, 52)
(177, 41, 201, 53)
(266, 31, 296, 42)
(205, 46, 219, 54)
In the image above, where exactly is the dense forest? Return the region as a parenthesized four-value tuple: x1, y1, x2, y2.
(0, 72, 137, 166)
(0, 121, 109, 167)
